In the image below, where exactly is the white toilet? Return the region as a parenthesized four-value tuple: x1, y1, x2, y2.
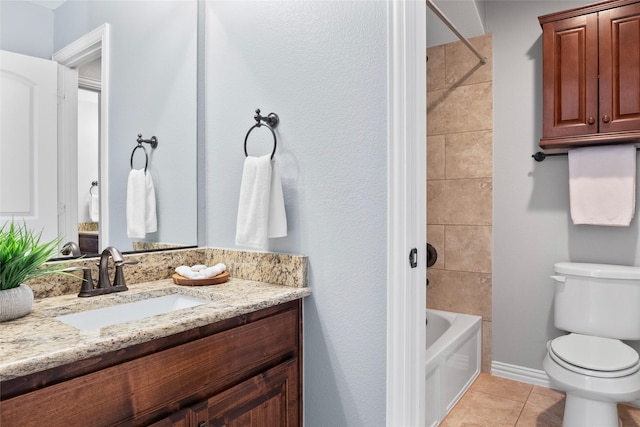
(543, 262, 640, 427)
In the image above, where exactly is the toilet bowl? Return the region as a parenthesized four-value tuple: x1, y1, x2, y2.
(544, 350, 640, 427)
(544, 262, 640, 427)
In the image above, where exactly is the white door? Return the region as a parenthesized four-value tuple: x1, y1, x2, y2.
(0, 50, 59, 244)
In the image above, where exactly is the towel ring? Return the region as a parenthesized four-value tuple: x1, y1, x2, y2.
(89, 181, 98, 195)
(244, 109, 279, 159)
(244, 124, 277, 159)
(130, 144, 148, 172)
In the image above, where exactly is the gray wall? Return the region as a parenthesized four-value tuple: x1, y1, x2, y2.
(204, 2, 388, 425)
(0, 1, 53, 59)
(52, 1, 198, 250)
(488, 0, 640, 371)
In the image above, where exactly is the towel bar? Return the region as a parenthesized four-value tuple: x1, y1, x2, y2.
(533, 148, 640, 162)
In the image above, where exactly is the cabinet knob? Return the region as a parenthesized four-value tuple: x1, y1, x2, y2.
(588, 116, 595, 125)
(602, 114, 611, 123)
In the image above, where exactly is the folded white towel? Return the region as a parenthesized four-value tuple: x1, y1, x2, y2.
(127, 169, 146, 238)
(569, 145, 636, 226)
(176, 263, 226, 280)
(127, 169, 157, 238)
(90, 191, 99, 222)
(235, 155, 287, 249)
(145, 171, 157, 234)
(268, 159, 287, 238)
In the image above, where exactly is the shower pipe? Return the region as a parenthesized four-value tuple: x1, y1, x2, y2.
(426, 0, 488, 65)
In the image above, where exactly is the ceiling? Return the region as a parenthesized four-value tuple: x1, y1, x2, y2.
(24, 0, 66, 10)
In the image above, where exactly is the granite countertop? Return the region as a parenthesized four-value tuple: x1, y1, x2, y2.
(0, 278, 311, 382)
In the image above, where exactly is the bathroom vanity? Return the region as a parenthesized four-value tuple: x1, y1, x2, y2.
(2, 299, 301, 426)
(0, 248, 310, 426)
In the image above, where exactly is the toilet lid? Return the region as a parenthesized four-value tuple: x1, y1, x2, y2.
(550, 334, 640, 377)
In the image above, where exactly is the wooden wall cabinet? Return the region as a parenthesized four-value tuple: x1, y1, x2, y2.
(539, 0, 640, 150)
(1, 301, 302, 427)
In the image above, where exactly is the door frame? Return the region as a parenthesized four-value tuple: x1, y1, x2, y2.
(53, 23, 111, 250)
(386, 1, 427, 426)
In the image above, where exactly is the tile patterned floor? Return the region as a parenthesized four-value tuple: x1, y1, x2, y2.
(441, 373, 640, 427)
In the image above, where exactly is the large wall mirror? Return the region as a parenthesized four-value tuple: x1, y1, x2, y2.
(0, 0, 198, 257)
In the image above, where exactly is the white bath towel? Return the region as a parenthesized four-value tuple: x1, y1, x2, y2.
(90, 191, 99, 222)
(145, 171, 157, 234)
(569, 145, 636, 226)
(235, 155, 287, 249)
(127, 169, 157, 238)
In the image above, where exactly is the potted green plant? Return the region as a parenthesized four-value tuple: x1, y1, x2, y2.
(0, 221, 68, 322)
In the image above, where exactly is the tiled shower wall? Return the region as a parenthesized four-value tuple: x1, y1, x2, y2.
(426, 34, 493, 372)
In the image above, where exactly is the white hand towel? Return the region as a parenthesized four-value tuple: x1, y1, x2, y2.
(235, 155, 287, 249)
(90, 191, 99, 222)
(127, 169, 146, 238)
(569, 144, 636, 226)
(268, 159, 287, 238)
(126, 169, 158, 238)
(145, 171, 157, 234)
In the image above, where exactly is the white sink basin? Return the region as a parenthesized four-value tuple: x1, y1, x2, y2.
(55, 294, 208, 330)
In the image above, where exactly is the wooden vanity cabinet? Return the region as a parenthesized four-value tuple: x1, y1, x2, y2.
(539, 0, 640, 150)
(0, 300, 302, 427)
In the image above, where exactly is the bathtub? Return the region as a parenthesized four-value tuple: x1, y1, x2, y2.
(425, 309, 482, 427)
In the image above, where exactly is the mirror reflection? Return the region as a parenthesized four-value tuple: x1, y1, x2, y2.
(0, 0, 198, 257)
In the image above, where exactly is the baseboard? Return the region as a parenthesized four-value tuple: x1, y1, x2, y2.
(490, 361, 552, 388)
(491, 361, 640, 407)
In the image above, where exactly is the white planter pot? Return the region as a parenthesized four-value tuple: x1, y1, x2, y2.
(0, 284, 34, 322)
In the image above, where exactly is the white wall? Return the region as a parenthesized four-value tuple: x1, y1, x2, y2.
(204, 2, 388, 425)
(0, 0, 53, 59)
(487, 0, 640, 372)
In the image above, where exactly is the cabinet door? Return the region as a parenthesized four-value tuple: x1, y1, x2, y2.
(201, 360, 299, 427)
(542, 13, 599, 138)
(599, 3, 640, 133)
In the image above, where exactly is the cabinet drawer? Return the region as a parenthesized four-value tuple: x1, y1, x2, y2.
(1, 307, 299, 426)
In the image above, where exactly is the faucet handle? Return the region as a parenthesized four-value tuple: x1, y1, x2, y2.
(64, 266, 95, 297)
(113, 258, 139, 288)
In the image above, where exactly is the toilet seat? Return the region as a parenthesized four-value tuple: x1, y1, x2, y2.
(549, 334, 640, 378)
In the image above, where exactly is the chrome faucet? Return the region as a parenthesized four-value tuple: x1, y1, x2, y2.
(77, 246, 138, 297)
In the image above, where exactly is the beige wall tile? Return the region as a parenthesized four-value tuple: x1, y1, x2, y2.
(427, 44, 445, 92)
(445, 130, 493, 179)
(445, 34, 493, 88)
(482, 320, 492, 373)
(427, 178, 492, 225)
(426, 225, 445, 270)
(426, 269, 492, 320)
(445, 225, 492, 273)
(427, 135, 445, 180)
(427, 82, 492, 136)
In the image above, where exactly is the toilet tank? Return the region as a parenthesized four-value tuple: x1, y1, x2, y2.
(552, 262, 640, 340)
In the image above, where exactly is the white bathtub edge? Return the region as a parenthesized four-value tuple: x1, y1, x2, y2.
(426, 309, 481, 365)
